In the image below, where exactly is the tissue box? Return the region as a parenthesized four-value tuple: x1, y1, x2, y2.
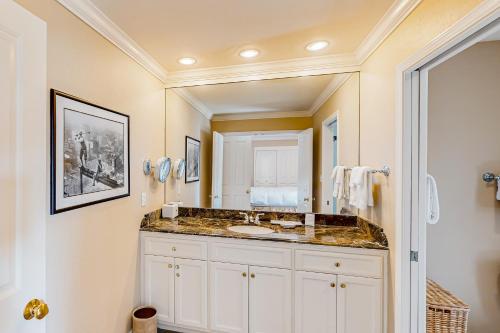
(162, 203, 179, 219)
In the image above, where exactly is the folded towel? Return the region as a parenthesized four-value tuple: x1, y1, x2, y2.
(331, 166, 346, 199)
(349, 166, 374, 210)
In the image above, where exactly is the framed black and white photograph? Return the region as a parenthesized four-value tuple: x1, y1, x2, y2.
(185, 136, 200, 183)
(50, 89, 130, 214)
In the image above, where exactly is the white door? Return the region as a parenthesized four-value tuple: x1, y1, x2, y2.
(174, 258, 208, 329)
(0, 2, 47, 333)
(143, 255, 175, 324)
(212, 131, 224, 208)
(337, 276, 383, 333)
(222, 136, 252, 210)
(249, 266, 292, 333)
(210, 262, 249, 333)
(276, 148, 298, 186)
(254, 149, 277, 186)
(295, 271, 337, 333)
(298, 128, 313, 212)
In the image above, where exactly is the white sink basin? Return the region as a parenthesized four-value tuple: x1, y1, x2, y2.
(227, 225, 275, 235)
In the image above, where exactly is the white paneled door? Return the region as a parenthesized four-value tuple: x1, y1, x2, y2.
(295, 271, 337, 333)
(297, 128, 313, 212)
(0, 1, 47, 333)
(249, 266, 292, 333)
(143, 255, 175, 324)
(212, 131, 224, 208)
(174, 258, 208, 330)
(337, 275, 383, 333)
(222, 136, 252, 210)
(210, 262, 249, 333)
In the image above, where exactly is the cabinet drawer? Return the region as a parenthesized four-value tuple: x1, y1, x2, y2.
(210, 243, 292, 269)
(295, 250, 383, 278)
(144, 237, 207, 260)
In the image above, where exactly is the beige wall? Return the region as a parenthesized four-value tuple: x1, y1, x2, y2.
(15, 1, 166, 332)
(212, 116, 313, 132)
(427, 41, 500, 332)
(358, 0, 482, 331)
(165, 90, 212, 208)
(312, 72, 360, 212)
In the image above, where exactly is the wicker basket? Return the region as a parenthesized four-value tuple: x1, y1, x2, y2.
(427, 279, 470, 332)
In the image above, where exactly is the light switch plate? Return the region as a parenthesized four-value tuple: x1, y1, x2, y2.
(141, 192, 147, 207)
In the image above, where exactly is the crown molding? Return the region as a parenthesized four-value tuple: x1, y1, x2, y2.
(355, 0, 422, 63)
(56, 0, 168, 83)
(308, 73, 352, 116)
(57, 0, 420, 88)
(164, 53, 359, 88)
(172, 88, 213, 120)
(212, 110, 312, 122)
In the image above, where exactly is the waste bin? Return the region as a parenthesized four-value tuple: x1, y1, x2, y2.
(132, 306, 157, 333)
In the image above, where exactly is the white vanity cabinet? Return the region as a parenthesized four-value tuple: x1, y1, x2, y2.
(141, 232, 387, 333)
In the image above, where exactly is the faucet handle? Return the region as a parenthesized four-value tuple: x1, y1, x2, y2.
(239, 212, 250, 223)
(255, 213, 265, 225)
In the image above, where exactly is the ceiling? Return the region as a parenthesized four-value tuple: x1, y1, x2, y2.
(178, 73, 347, 118)
(89, 0, 394, 72)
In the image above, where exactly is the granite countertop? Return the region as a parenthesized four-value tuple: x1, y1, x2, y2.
(140, 208, 388, 250)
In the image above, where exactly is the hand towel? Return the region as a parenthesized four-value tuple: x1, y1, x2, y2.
(349, 166, 374, 210)
(331, 166, 345, 199)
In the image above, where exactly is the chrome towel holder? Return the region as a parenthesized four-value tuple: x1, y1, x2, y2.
(345, 165, 391, 177)
(482, 172, 500, 183)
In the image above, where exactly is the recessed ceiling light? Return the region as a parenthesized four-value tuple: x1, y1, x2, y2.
(239, 49, 260, 58)
(306, 41, 329, 52)
(178, 57, 196, 65)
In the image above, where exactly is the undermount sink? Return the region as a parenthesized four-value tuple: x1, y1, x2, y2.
(227, 225, 275, 235)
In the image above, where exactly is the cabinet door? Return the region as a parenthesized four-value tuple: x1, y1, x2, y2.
(210, 262, 249, 333)
(295, 271, 337, 333)
(254, 149, 277, 186)
(337, 276, 383, 333)
(143, 255, 175, 324)
(174, 258, 208, 329)
(277, 148, 298, 185)
(249, 266, 292, 333)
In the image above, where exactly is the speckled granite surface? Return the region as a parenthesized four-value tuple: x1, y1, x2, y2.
(140, 207, 388, 250)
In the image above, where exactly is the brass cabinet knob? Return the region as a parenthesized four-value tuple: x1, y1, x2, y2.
(176, 273, 180, 277)
(340, 283, 346, 288)
(172, 247, 177, 252)
(24, 299, 49, 320)
(335, 262, 341, 267)
(250, 273, 255, 278)
(168, 264, 173, 268)
(330, 282, 336, 288)
(242, 272, 247, 277)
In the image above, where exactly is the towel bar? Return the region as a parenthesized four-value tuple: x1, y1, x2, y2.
(345, 165, 391, 177)
(482, 172, 500, 183)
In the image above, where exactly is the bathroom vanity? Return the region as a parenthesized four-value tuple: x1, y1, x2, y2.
(140, 208, 388, 333)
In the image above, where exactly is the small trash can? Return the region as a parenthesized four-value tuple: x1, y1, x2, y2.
(132, 306, 157, 333)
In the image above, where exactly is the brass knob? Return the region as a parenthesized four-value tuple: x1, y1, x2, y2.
(250, 273, 255, 278)
(242, 272, 247, 277)
(335, 262, 341, 267)
(340, 283, 346, 288)
(176, 273, 180, 277)
(168, 264, 173, 268)
(330, 282, 336, 288)
(24, 299, 49, 320)
(172, 247, 177, 251)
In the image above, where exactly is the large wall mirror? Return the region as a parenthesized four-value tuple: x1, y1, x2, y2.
(166, 72, 360, 215)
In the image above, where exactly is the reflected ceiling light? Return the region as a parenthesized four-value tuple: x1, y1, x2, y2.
(178, 57, 197, 65)
(306, 40, 329, 51)
(239, 49, 260, 58)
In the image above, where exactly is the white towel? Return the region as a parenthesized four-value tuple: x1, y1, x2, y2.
(349, 166, 374, 210)
(331, 166, 346, 199)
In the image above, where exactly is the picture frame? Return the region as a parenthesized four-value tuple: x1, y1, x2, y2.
(50, 89, 130, 214)
(185, 136, 201, 183)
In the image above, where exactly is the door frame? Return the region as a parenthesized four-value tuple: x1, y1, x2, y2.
(395, 2, 500, 332)
(320, 112, 339, 213)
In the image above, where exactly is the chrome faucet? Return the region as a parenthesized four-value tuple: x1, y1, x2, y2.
(239, 212, 265, 225)
(254, 213, 265, 225)
(239, 212, 250, 224)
